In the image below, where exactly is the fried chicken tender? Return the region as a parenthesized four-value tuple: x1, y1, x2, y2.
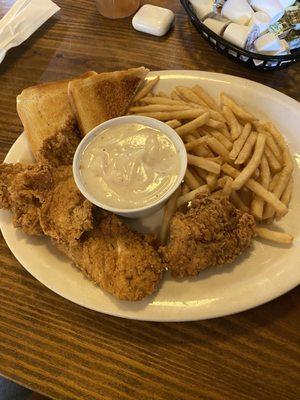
(39, 166, 94, 244)
(0, 162, 163, 300)
(0, 163, 24, 209)
(1, 163, 53, 235)
(56, 214, 164, 301)
(159, 196, 255, 278)
(0, 163, 94, 240)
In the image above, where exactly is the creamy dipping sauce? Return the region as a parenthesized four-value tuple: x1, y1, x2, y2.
(80, 123, 181, 209)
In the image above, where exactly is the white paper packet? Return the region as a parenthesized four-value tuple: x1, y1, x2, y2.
(0, 0, 60, 64)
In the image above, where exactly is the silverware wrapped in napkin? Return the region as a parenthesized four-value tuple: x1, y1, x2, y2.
(0, 0, 60, 64)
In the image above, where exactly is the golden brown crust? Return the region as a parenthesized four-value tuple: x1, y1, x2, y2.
(159, 196, 255, 278)
(54, 214, 164, 301)
(39, 167, 94, 244)
(8, 164, 54, 235)
(0, 163, 24, 210)
(68, 67, 149, 136)
(0, 163, 94, 240)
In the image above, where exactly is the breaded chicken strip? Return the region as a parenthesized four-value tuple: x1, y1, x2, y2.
(39, 166, 94, 244)
(0, 163, 94, 240)
(1, 162, 163, 300)
(1, 163, 53, 235)
(159, 196, 255, 278)
(56, 214, 164, 301)
(0, 163, 24, 209)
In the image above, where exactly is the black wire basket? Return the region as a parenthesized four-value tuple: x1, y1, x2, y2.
(181, 0, 300, 71)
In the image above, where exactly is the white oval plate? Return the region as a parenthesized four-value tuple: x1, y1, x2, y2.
(1, 71, 300, 321)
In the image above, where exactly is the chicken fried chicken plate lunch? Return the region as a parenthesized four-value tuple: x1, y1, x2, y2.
(0, 67, 298, 316)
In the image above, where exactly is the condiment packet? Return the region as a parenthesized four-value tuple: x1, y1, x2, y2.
(268, 18, 292, 38)
(286, 29, 300, 48)
(285, 4, 300, 29)
(0, 0, 60, 64)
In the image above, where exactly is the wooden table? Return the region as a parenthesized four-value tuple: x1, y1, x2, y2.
(0, 1, 299, 399)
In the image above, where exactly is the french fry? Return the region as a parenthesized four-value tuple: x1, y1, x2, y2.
(264, 145, 282, 172)
(222, 105, 241, 140)
(263, 123, 294, 219)
(184, 136, 208, 151)
(207, 129, 233, 151)
(138, 109, 204, 121)
(160, 187, 181, 244)
(177, 185, 210, 208)
(190, 167, 206, 185)
(281, 177, 293, 207)
(265, 134, 282, 163)
(232, 132, 267, 191)
(186, 135, 213, 157)
(235, 131, 257, 165)
(220, 125, 232, 141)
(171, 90, 182, 101)
(239, 187, 253, 207)
(255, 227, 293, 244)
(253, 168, 260, 180)
(165, 120, 182, 129)
(158, 91, 168, 98)
(269, 172, 281, 192)
(255, 122, 282, 165)
(193, 166, 208, 181)
(141, 97, 188, 106)
(182, 183, 190, 195)
(175, 112, 210, 136)
(206, 119, 224, 129)
(222, 163, 288, 216)
(184, 168, 202, 190)
(129, 104, 191, 113)
(230, 191, 249, 213)
(222, 177, 234, 197)
(207, 156, 223, 164)
(229, 123, 252, 160)
(192, 85, 220, 111)
(206, 172, 218, 190)
(187, 154, 221, 174)
(250, 155, 270, 220)
(133, 76, 160, 102)
(206, 136, 231, 162)
(209, 110, 226, 123)
(220, 93, 258, 122)
(176, 86, 208, 107)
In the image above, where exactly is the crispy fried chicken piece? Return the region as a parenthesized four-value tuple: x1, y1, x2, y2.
(55, 214, 164, 301)
(0, 163, 24, 209)
(1, 163, 53, 235)
(39, 166, 94, 244)
(1, 162, 163, 300)
(0, 163, 94, 240)
(159, 196, 255, 278)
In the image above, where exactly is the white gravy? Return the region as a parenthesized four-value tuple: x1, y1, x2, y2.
(80, 123, 180, 209)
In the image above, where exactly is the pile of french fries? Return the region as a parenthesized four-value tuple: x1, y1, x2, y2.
(130, 76, 294, 245)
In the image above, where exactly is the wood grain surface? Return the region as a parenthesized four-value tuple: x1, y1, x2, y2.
(0, 1, 299, 399)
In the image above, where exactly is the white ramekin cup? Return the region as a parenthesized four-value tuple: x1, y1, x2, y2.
(73, 115, 187, 219)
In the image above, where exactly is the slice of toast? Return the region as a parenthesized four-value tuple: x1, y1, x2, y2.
(68, 67, 149, 136)
(17, 71, 97, 166)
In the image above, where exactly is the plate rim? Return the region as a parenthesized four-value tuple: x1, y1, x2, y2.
(1, 70, 300, 322)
